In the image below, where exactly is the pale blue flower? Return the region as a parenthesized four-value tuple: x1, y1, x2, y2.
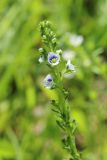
(66, 60, 75, 71)
(62, 60, 76, 79)
(43, 74, 53, 89)
(48, 52, 60, 66)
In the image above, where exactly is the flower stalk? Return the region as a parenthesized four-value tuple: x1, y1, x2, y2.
(38, 21, 81, 160)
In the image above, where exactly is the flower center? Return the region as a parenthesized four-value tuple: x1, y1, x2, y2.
(51, 58, 57, 63)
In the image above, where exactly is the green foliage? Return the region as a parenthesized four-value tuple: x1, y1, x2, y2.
(0, 0, 107, 160)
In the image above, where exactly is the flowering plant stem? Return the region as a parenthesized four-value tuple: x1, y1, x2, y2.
(53, 69, 80, 160)
(38, 21, 81, 160)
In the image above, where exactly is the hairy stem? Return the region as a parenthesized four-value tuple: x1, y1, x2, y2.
(55, 71, 81, 160)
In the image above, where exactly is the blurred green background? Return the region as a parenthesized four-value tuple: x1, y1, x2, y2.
(0, 0, 107, 160)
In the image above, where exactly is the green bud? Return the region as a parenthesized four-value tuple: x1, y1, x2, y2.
(50, 31, 54, 36)
(42, 35, 47, 40)
(38, 48, 44, 53)
(52, 38, 56, 43)
(56, 49, 62, 54)
(46, 21, 50, 26)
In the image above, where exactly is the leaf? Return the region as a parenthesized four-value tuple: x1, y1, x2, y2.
(0, 139, 15, 158)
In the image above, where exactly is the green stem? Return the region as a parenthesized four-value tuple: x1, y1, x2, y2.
(54, 70, 81, 160)
(68, 134, 81, 160)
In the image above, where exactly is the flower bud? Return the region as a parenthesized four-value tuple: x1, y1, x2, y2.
(52, 38, 56, 43)
(56, 49, 62, 55)
(38, 56, 44, 63)
(38, 48, 44, 53)
(42, 35, 47, 40)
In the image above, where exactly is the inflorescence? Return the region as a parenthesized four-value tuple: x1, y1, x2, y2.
(38, 21, 81, 160)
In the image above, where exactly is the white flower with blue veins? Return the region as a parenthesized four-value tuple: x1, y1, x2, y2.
(43, 74, 54, 89)
(66, 60, 75, 71)
(48, 52, 60, 66)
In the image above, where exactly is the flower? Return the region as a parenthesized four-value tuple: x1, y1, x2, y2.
(38, 56, 44, 63)
(48, 52, 60, 66)
(66, 60, 75, 71)
(62, 60, 76, 79)
(62, 50, 75, 61)
(43, 74, 54, 89)
(70, 34, 84, 47)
